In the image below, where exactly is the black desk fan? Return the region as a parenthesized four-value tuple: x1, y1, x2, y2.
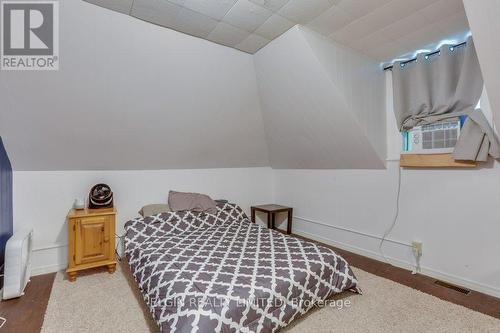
(88, 183, 114, 209)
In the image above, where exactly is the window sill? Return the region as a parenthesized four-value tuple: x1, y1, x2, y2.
(400, 154, 476, 168)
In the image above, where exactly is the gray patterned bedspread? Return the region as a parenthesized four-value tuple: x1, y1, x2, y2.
(125, 202, 359, 333)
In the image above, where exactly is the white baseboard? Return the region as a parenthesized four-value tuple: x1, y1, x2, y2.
(30, 243, 67, 276)
(31, 263, 66, 276)
(293, 228, 500, 299)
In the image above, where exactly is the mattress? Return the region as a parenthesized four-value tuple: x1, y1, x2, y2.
(124, 202, 359, 333)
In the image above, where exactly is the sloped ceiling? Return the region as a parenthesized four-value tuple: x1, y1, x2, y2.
(463, 0, 500, 132)
(0, 0, 269, 170)
(2, 0, 472, 171)
(86, 0, 470, 62)
(254, 26, 386, 169)
(301, 27, 386, 159)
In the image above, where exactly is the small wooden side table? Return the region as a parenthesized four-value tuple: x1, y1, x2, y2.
(251, 204, 293, 234)
(66, 207, 117, 282)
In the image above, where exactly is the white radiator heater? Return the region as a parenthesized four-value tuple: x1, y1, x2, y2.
(2, 229, 33, 300)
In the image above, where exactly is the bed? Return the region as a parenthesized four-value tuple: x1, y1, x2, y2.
(124, 202, 360, 333)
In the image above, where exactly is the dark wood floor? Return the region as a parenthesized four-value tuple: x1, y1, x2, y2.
(0, 272, 56, 333)
(292, 233, 500, 320)
(1, 234, 499, 333)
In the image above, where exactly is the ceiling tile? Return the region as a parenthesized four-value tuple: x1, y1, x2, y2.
(328, 26, 356, 45)
(368, 40, 408, 61)
(254, 14, 295, 40)
(84, 0, 134, 14)
(248, 0, 289, 12)
(93, 0, 471, 57)
(335, 0, 391, 19)
(278, 0, 333, 24)
(131, 0, 182, 27)
(222, 0, 273, 32)
(336, 0, 469, 62)
(395, 24, 449, 50)
(235, 33, 270, 53)
(183, 0, 238, 20)
(331, 0, 436, 44)
(331, 10, 393, 42)
(170, 7, 218, 38)
(348, 27, 394, 51)
(329, 17, 379, 44)
(374, 12, 427, 42)
(436, 12, 470, 36)
(419, 0, 465, 24)
(166, 0, 187, 5)
(380, 0, 437, 21)
(306, 5, 353, 35)
(207, 22, 251, 46)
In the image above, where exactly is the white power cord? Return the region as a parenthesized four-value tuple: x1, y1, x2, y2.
(378, 163, 402, 265)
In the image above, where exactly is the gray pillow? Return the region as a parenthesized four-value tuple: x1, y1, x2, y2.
(138, 204, 170, 217)
(168, 191, 217, 214)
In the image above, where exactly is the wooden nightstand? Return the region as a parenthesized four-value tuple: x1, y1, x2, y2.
(251, 204, 293, 234)
(66, 207, 116, 282)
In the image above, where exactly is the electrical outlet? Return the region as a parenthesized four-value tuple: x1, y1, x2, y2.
(412, 241, 423, 256)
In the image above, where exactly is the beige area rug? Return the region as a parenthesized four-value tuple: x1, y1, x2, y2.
(42, 262, 500, 333)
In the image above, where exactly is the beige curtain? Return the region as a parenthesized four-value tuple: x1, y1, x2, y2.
(392, 36, 500, 161)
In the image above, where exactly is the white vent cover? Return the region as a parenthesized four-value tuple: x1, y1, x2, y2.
(2, 229, 33, 300)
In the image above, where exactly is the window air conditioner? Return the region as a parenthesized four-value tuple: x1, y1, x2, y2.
(402, 118, 462, 154)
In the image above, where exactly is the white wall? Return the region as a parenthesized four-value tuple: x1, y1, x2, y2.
(254, 26, 386, 169)
(300, 27, 386, 160)
(272, 72, 500, 298)
(0, 0, 269, 170)
(463, 0, 500, 130)
(274, 163, 500, 297)
(14, 167, 273, 275)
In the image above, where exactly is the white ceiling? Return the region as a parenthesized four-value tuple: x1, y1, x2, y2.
(86, 0, 470, 62)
